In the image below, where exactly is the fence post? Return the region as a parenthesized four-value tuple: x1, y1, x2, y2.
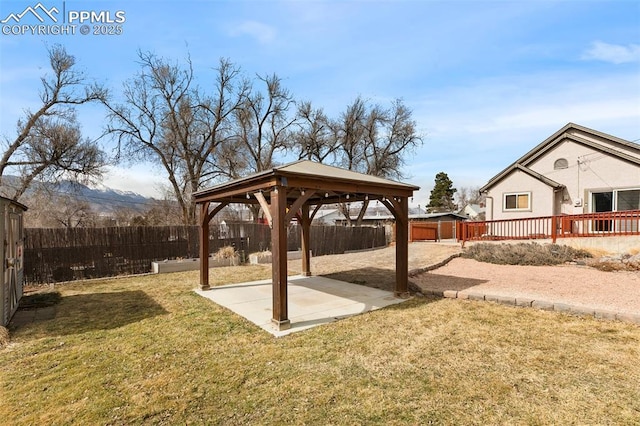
(551, 216, 557, 243)
(461, 222, 467, 247)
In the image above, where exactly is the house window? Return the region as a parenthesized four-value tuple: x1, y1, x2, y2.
(591, 189, 640, 212)
(617, 189, 640, 211)
(554, 158, 568, 169)
(504, 192, 531, 211)
(590, 189, 640, 232)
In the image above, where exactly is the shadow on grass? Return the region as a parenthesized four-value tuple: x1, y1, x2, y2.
(322, 267, 488, 295)
(19, 291, 62, 309)
(322, 267, 403, 292)
(411, 273, 489, 294)
(46, 290, 168, 335)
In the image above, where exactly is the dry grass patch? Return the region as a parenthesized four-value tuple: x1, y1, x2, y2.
(1, 264, 639, 424)
(0, 326, 8, 349)
(214, 245, 237, 259)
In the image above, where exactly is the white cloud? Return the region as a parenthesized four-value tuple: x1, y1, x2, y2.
(412, 71, 640, 141)
(581, 41, 640, 64)
(229, 20, 277, 45)
(405, 69, 640, 197)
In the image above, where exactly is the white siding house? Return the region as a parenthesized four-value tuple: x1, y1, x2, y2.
(480, 123, 640, 221)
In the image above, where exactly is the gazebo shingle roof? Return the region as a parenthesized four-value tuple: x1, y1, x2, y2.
(194, 160, 419, 206)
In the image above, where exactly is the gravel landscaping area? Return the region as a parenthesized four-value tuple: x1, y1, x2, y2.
(289, 242, 640, 322)
(411, 257, 640, 317)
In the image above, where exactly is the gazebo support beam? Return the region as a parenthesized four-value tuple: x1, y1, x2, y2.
(270, 186, 290, 330)
(254, 192, 273, 227)
(284, 190, 315, 223)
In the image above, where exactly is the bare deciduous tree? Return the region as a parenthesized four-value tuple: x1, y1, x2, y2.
(455, 185, 485, 209)
(141, 196, 184, 226)
(294, 101, 337, 163)
(296, 97, 422, 225)
(22, 188, 96, 228)
(0, 45, 107, 201)
(233, 73, 298, 175)
(102, 53, 248, 227)
(232, 73, 298, 220)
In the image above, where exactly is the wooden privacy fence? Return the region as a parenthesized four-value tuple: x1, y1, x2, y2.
(409, 221, 458, 242)
(459, 210, 640, 245)
(409, 222, 438, 242)
(24, 224, 386, 284)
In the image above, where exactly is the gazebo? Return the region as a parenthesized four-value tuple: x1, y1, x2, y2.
(193, 160, 419, 331)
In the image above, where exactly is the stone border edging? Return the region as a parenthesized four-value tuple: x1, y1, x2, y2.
(419, 288, 640, 326)
(409, 254, 639, 326)
(408, 253, 462, 277)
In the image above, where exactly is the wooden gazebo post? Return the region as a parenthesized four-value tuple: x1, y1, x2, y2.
(300, 204, 312, 276)
(199, 201, 228, 291)
(380, 195, 410, 298)
(270, 185, 290, 330)
(394, 196, 410, 297)
(199, 202, 210, 290)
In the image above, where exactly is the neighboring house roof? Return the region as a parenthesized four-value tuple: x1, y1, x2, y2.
(411, 212, 469, 220)
(312, 209, 341, 222)
(336, 212, 468, 222)
(314, 208, 339, 217)
(460, 203, 485, 217)
(480, 123, 640, 193)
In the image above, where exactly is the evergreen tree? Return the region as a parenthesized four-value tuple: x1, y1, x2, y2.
(427, 172, 457, 212)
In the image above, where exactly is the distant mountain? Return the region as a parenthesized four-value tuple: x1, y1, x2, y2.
(56, 181, 152, 214)
(1, 176, 153, 214)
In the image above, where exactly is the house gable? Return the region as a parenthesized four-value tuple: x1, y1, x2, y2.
(481, 123, 640, 220)
(480, 123, 640, 193)
(485, 168, 558, 218)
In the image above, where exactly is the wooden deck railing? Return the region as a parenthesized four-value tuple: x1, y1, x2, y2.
(459, 210, 640, 245)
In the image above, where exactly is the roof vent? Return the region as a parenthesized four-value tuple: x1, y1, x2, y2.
(554, 158, 569, 170)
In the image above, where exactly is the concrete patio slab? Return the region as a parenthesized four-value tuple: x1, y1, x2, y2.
(195, 275, 409, 337)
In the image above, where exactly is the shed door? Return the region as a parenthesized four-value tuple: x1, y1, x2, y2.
(4, 211, 23, 326)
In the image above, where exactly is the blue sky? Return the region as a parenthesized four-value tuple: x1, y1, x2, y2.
(1, 0, 639, 206)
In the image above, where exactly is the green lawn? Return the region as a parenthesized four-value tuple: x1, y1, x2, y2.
(2, 266, 639, 425)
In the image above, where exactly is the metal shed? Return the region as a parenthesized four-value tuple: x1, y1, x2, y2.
(1, 196, 27, 327)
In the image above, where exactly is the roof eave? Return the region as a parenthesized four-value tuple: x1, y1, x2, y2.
(194, 162, 420, 204)
(480, 164, 564, 193)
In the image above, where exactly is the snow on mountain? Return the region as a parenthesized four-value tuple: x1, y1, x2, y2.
(1, 176, 154, 213)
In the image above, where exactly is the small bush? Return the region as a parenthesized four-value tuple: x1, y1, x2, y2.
(215, 246, 237, 260)
(462, 243, 591, 266)
(587, 254, 640, 272)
